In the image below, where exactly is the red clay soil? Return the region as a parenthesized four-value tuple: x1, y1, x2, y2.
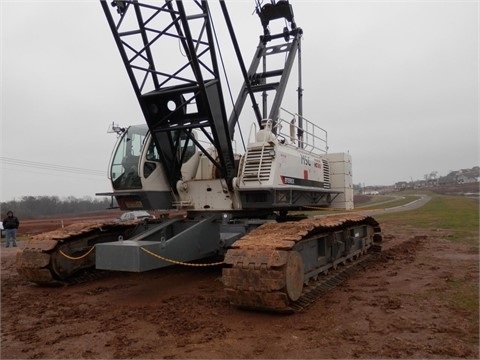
(9, 212, 123, 237)
(1, 218, 479, 359)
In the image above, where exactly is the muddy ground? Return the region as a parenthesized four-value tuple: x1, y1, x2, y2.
(1, 217, 478, 359)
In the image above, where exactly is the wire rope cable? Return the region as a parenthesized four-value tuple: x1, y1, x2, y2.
(208, 7, 246, 152)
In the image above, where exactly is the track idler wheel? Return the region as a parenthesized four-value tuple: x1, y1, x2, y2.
(223, 249, 305, 312)
(285, 251, 304, 302)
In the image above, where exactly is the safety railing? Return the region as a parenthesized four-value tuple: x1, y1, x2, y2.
(277, 108, 328, 154)
(246, 109, 328, 154)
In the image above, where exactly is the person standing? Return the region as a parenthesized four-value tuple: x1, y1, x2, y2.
(3, 211, 19, 248)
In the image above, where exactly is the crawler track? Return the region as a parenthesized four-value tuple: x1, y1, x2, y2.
(289, 251, 380, 312)
(222, 214, 382, 313)
(16, 221, 139, 286)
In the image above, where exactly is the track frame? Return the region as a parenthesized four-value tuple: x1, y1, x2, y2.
(223, 214, 382, 312)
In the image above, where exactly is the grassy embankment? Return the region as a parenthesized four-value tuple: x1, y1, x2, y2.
(375, 192, 479, 246)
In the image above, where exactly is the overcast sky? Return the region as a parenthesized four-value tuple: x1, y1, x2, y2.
(1, 0, 478, 202)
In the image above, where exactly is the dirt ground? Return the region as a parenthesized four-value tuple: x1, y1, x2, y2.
(1, 217, 478, 359)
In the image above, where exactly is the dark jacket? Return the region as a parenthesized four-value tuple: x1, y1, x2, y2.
(3, 216, 19, 230)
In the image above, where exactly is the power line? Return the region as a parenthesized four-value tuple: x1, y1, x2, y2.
(0, 157, 106, 177)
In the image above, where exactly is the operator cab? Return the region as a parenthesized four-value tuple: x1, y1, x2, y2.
(110, 125, 147, 191)
(105, 125, 200, 210)
(105, 125, 169, 210)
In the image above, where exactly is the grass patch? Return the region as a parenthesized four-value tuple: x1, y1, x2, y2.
(435, 276, 478, 344)
(414, 275, 479, 344)
(446, 278, 479, 316)
(375, 193, 479, 246)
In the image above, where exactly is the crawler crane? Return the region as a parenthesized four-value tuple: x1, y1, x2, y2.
(17, 0, 381, 312)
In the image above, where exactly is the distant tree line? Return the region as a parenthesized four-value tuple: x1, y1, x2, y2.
(1, 196, 114, 219)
